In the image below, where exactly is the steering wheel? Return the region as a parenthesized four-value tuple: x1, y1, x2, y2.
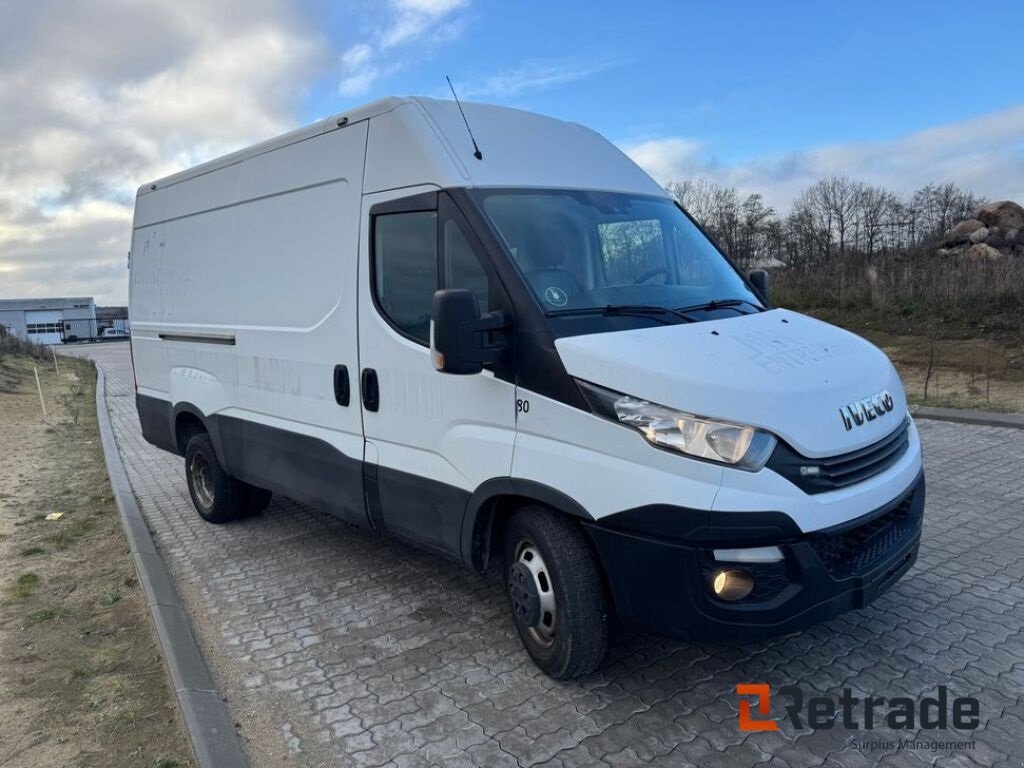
(634, 266, 670, 285)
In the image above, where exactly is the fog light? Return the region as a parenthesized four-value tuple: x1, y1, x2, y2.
(712, 569, 754, 601)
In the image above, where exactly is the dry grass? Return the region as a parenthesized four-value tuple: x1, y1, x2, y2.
(0, 352, 192, 768)
(772, 251, 1024, 332)
(769, 250, 1024, 413)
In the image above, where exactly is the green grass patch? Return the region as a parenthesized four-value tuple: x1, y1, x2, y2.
(153, 758, 184, 768)
(7, 573, 40, 599)
(28, 606, 71, 624)
(99, 590, 122, 607)
(19, 546, 45, 557)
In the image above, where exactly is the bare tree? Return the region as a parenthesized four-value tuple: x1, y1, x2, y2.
(911, 182, 986, 245)
(667, 179, 719, 227)
(666, 175, 989, 266)
(856, 184, 898, 255)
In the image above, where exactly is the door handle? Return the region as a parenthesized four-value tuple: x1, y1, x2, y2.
(361, 368, 379, 412)
(333, 364, 350, 406)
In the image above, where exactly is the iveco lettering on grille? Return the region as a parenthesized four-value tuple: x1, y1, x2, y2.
(840, 390, 895, 431)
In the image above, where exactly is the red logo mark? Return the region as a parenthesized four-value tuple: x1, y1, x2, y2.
(737, 684, 779, 731)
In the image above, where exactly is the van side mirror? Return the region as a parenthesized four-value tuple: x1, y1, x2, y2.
(749, 270, 770, 301)
(431, 289, 508, 375)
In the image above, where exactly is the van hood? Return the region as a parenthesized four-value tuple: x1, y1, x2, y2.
(553, 309, 907, 458)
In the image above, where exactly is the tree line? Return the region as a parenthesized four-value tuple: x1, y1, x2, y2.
(667, 177, 986, 268)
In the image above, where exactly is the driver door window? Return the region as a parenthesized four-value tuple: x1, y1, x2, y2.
(373, 211, 438, 345)
(443, 219, 490, 314)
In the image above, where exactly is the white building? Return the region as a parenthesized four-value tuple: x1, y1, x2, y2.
(0, 297, 97, 344)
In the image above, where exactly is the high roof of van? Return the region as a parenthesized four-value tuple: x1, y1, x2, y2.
(137, 97, 664, 198)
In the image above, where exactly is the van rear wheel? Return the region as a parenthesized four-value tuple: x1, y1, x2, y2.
(185, 433, 266, 523)
(503, 506, 609, 679)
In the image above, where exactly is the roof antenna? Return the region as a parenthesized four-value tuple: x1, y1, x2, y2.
(446, 75, 483, 160)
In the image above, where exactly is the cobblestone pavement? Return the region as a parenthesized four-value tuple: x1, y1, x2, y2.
(69, 344, 1024, 768)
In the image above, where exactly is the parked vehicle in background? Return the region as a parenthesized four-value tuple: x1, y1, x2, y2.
(128, 97, 925, 679)
(101, 327, 130, 339)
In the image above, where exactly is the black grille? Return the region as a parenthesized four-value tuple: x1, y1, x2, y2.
(768, 417, 911, 494)
(808, 490, 918, 578)
(746, 561, 791, 601)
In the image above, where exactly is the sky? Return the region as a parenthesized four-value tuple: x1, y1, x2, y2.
(1, 0, 1022, 305)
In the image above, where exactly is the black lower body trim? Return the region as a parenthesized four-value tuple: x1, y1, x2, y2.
(373, 466, 469, 559)
(583, 471, 925, 641)
(136, 395, 369, 528)
(136, 397, 470, 552)
(214, 415, 369, 529)
(137, 394, 179, 455)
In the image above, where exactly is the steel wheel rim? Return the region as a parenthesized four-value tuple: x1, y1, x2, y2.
(189, 453, 215, 510)
(513, 538, 557, 648)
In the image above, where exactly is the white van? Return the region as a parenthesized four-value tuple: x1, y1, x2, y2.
(129, 97, 924, 678)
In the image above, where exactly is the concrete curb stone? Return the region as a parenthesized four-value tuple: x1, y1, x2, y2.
(93, 367, 249, 768)
(910, 404, 1024, 429)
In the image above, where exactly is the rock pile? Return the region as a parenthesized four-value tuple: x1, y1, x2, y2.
(939, 200, 1024, 259)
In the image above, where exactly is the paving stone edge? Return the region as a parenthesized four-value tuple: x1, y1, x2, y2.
(93, 366, 249, 768)
(910, 404, 1024, 429)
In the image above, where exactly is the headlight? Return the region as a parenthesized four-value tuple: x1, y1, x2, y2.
(576, 380, 777, 471)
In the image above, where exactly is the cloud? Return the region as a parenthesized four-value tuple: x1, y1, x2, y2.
(620, 137, 704, 183)
(622, 104, 1024, 211)
(338, 43, 380, 96)
(382, 0, 469, 48)
(0, 0, 324, 304)
(450, 58, 612, 100)
(336, 0, 469, 98)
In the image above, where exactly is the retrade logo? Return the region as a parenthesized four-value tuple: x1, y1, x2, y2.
(737, 684, 779, 731)
(736, 684, 980, 733)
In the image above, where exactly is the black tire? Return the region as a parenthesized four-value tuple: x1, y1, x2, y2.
(503, 506, 609, 679)
(184, 432, 247, 524)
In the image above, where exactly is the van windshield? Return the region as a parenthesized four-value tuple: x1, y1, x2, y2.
(474, 189, 763, 322)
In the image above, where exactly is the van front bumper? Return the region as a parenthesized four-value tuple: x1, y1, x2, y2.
(582, 470, 924, 641)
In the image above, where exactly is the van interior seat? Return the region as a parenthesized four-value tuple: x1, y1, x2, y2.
(521, 225, 585, 306)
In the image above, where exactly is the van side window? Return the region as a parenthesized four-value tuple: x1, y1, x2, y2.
(443, 219, 489, 313)
(373, 211, 438, 344)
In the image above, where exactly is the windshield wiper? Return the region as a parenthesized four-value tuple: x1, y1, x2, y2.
(675, 298, 764, 315)
(546, 304, 696, 324)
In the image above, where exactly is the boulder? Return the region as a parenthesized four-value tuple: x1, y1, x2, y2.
(973, 200, 1024, 231)
(1006, 227, 1021, 246)
(967, 242, 1004, 260)
(969, 226, 990, 244)
(943, 218, 985, 245)
(985, 226, 1005, 249)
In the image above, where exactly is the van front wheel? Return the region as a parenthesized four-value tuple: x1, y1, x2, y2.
(503, 507, 609, 679)
(185, 432, 253, 523)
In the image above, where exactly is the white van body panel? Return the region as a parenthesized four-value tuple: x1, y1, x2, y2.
(412, 99, 665, 195)
(511, 386, 921, 534)
(362, 99, 667, 196)
(553, 308, 907, 458)
(356, 186, 517, 551)
(712, 422, 922, 532)
(512, 389, 725, 518)
(131, 121, 369, 469)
